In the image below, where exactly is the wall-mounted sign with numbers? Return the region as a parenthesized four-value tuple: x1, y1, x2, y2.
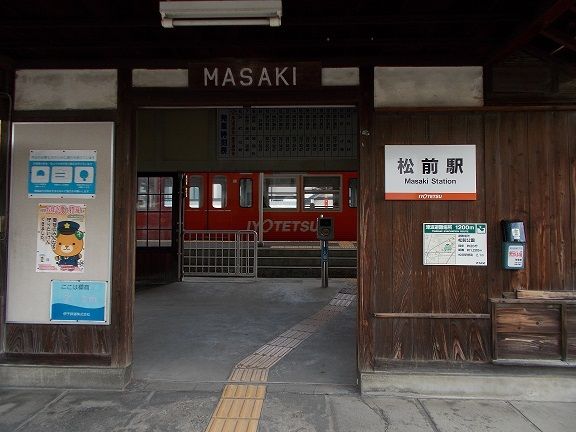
(217, 107, 357, 160)
(385, 145, 476, 200)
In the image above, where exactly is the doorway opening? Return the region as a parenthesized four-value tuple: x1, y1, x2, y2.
(132, 106, 359, 389)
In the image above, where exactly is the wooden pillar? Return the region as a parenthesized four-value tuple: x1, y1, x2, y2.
(110, 69, 136, 367)
(358, 66, 375, 372)
(0, 68, 13, 355)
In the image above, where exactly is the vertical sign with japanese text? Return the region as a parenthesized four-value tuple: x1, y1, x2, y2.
(385, 145, 476, 200)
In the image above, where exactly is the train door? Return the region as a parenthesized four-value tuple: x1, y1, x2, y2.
(184, 172, 259, 232)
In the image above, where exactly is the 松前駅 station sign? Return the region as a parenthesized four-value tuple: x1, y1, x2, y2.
(385, 145, 476, 200)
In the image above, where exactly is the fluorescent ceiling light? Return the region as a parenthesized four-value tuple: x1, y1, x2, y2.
(160, 1, 282, 27)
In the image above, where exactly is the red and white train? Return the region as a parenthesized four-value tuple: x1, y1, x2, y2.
(137, 171, 358, 244)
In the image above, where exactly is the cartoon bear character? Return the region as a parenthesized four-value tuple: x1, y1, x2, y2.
(53, 221, 84, 271)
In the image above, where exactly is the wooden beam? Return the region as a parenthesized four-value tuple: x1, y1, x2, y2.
(541, 28, 576, 52)
(486, 0, 576, 64)
(373, 313, 491, 319)
(0, 54, 14, 69)
(521, 46, 576, 76)
(516, 290, 576, 300)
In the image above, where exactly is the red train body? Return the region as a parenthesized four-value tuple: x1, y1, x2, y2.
(137, 172, 358, 244)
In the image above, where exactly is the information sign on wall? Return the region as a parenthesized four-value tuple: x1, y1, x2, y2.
(217, 107, 357, 160)
(385, 145, 476, 200)
(50, 280, 108, 324)
(28, 149, 97, 198)
(423, 223, 487, 266)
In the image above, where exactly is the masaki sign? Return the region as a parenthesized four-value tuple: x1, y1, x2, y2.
(384, 145, 476, 200)
(190, 62, 321, 89)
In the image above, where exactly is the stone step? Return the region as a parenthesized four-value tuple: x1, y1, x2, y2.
(258, 266, 357, 278)
(258, 248, 357, 258)
(258, 256, 357, 267)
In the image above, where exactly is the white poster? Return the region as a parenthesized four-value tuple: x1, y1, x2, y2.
(36, 203, 86, 273)
(385, 145, 476, 200)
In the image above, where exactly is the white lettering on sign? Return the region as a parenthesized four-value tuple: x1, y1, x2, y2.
(204, 68, 218, 86)
(240, 68, 253, 86)
(222, 68, 235, 86)
(247, 219, 317, 233)
(202, 67, 298, 87)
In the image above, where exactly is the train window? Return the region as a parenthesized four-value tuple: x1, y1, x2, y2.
(137, 177, 148, 211)
(264, 176, 297, 209)
(188, 175, 203, 208)
(239, 178, 253, 208)
(163, 177, 173, 208)
(303, 176, 340, 210)
(212, 175, 227, 208)
(136, 175, 173, 247)
(349, 178, 358, 208)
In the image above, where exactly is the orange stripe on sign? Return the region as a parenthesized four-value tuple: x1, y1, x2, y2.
(385, 193, 477, 200)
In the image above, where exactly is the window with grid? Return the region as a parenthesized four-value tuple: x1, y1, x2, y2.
(303, 176, 341, 210)
(136, 176, 173, 247)
(263, 176, 297, 209)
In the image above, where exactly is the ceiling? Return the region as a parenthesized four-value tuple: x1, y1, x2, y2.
(1, 0, 576, 67)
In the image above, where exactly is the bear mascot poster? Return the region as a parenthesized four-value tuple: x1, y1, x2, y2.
(36, 203, 86, 273)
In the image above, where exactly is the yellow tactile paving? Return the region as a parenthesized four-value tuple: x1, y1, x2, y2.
(222, 384, 266, 399)
(205, 283, 358, 432)
(267, 336, 302, 348)
(255, 345, 293, 358)
(228, 368, 268, 383)
(206, 418, 259, 432)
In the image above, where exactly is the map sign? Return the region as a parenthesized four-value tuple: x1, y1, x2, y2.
(423, 223, 487, 266)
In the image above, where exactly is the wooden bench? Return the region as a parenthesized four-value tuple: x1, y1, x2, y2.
(490, 290, 576, 365)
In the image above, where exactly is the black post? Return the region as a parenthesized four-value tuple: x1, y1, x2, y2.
(321, 239, 329, 288)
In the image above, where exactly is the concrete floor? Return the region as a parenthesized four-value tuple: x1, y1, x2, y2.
(3, 387, 576, 431)
(133, 278, 357, 386)
(3, 278, 576, 431)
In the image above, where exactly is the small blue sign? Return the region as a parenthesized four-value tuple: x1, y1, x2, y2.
(50, 280, 108, 324)
(29, 150, 97, 198)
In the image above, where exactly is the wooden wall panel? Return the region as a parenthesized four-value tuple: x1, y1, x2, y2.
(550, 113, 574, 291)
(5, 324, 110, 355)
(136, 250, 179, 283)
(486, 52, 576, 105)
(370, 111, 575, 365)
(568, 305, 576, 359)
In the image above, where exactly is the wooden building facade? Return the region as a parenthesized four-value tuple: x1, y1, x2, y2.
(1, 1, 576, 388)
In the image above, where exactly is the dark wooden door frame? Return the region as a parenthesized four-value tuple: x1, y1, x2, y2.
(135, 172, 182, 282)
(128, 79, 365, 372)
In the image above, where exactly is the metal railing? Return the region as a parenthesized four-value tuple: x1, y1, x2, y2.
(182, 230, 258, 277)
